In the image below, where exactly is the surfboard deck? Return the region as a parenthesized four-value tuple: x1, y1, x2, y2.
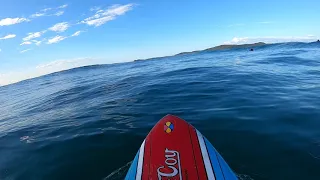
(125, 114, 238, 180)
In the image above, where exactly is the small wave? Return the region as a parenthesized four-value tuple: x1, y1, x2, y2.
(103, 161, 132, 180)
(269, 49, 309, 56)
(20, 135, 34, 143)
(159, 66, 212, 78)
(256, 56, 320, 66)
(306, 70, 320, 76)
(237, 174, 255, 180)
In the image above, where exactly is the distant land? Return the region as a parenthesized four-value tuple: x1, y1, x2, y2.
(134, 42, 267, 62)
(175, 42, 267, 56)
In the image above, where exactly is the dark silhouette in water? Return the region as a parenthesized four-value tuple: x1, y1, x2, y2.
(250, 48, 254, 51)
(317, 40, 320, 42)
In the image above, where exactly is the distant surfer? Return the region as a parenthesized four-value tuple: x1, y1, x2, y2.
(250, 48, 254, 51)
(317, 40, 320, 42)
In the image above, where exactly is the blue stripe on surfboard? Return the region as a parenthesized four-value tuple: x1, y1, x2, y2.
(204, 137, 238, 180)
(202, 136, 223, 180)
(125, 150, 139, 180)
(216, 149, 238, 180)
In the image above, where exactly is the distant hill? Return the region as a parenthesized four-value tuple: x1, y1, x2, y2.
(175, 42, 267, 56)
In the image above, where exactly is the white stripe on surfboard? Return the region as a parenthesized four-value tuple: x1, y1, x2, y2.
(196, 130, 216, 180)
(136, 140, 145, 180)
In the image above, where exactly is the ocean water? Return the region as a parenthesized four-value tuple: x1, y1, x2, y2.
(0, 42, 320, 180)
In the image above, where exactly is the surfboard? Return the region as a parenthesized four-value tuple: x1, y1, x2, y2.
(125, 114, 238, 180)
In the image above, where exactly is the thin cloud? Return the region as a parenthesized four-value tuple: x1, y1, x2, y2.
(71, 31, 82, 37)
(36, 59, 82, 69)
(49, 22, 69, 32)
(21, 40, 42, 46)
(20, 41, 32, 45)
(0, 34, 16, 40)
(47, 35, 66, 44)
(32, 40, 42, 46)
(83, 16, 115, 27)
(0, 57, 98, 86)
(0, 17, 29, 26)
(35, 58, 98, 74)
(90, 6, 101, 11)
(224, 36, 318, 44)
(81, 3, 134, 27)
(54, 11, 64, 16)
(23, 31, 45, 41)
(20, 49, 32, 53)
(31, 4, 67, 19)
(38, 11, 65, 17)
(31, 13, 46, 18)
(224, 37, 249, 44)
(41, 8, 52, 12)
(58, 4, 68, 9)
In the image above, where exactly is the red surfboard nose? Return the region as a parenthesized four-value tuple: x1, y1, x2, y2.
(125, 115, 238, 180)
(141, 114, 208, 180)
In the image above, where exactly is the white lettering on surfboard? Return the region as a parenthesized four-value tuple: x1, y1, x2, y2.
(157, 148, 182, 179)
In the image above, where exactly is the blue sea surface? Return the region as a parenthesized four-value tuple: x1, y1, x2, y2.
(0, 42, 320, 180)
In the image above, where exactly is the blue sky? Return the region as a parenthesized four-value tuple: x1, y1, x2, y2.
(0, 0, 319, 85)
